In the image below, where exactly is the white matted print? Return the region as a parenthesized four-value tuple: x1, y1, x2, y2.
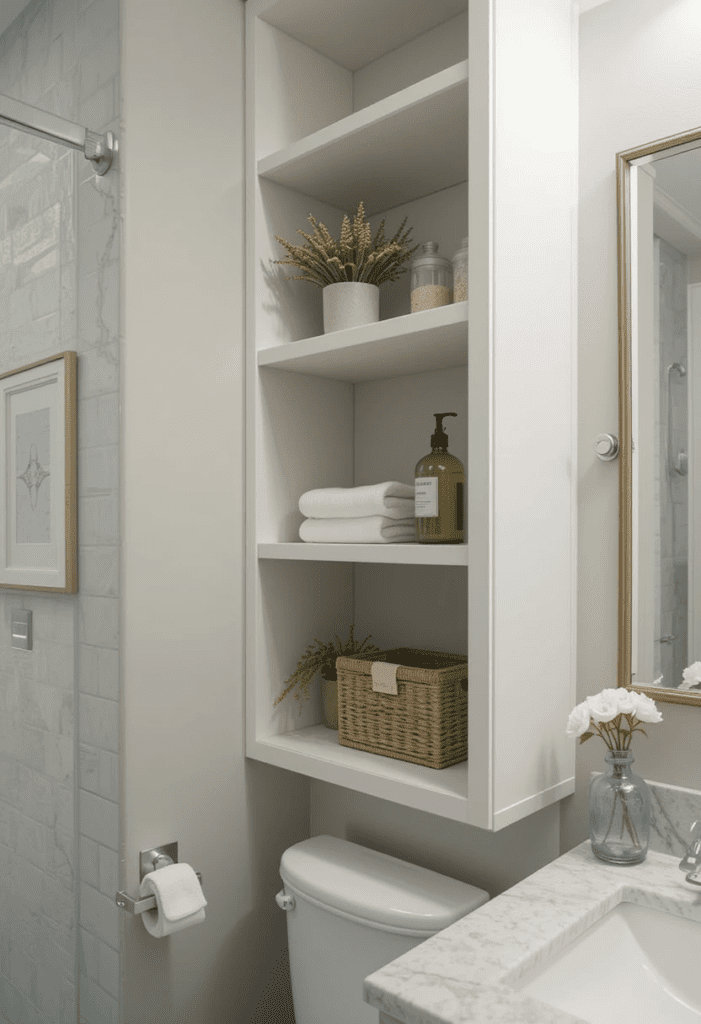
(0, 352, 77, 592)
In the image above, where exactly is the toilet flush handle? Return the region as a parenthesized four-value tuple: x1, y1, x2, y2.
(275, 889, 295, 911)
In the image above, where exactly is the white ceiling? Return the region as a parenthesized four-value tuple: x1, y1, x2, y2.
(0, 0, 32, 42)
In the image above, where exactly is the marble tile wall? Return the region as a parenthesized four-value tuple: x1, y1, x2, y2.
(0, 1, 120, 1023)
(648, 778, 701, 858)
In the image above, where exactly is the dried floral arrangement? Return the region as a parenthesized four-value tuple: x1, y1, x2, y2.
(272, 201, 418, 288)
(273, 624, 381, 710)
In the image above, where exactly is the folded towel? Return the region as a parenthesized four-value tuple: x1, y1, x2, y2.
(299, 482, 415, 520)
(299, 515, 416, 544)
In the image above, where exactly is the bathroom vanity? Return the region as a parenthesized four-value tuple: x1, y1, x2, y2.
(365, 833, 701, 1023)
(244, 0, 578, 831)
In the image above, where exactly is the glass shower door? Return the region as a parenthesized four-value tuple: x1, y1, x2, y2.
(0, 121, 81, 1024)
(0, 89, 121, 1024)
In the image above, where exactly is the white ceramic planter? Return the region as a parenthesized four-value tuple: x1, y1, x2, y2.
(322, 282, 380, 333)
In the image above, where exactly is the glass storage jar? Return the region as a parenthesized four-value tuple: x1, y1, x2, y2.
(452, 237, 469, 302)
(410, 242, 452, 313)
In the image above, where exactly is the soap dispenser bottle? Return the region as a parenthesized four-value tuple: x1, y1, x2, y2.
(415, 412, 464, 543)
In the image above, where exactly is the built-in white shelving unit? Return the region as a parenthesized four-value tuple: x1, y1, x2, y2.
(245, 0, 578, 830)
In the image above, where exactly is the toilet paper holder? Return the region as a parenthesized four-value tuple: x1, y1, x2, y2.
(115, 842, 203, 915)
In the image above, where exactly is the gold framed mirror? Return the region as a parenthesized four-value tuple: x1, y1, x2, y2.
(618, 125, 701, 705)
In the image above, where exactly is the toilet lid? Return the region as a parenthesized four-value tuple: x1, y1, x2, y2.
(279, 835, 489, 935)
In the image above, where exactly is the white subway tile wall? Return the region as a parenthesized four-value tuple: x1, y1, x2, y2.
(0, 1, 120, 1023)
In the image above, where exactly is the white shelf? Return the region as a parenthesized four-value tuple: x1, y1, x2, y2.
(258, 63, 469, 216)
(258, 303, 467, 383)
(258, 543, 468, 565)
(249, 725, 469, 822)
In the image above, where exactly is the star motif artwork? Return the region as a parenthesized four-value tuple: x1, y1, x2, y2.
(18, 443, 50, 510)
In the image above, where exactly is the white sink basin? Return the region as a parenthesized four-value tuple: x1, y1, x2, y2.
(514, 901, 701, 1023)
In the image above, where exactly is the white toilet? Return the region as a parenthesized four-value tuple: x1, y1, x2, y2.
(276, 835, 489, 1024)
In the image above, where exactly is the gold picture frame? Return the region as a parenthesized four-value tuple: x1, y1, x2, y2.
(0, 351, 77, 593)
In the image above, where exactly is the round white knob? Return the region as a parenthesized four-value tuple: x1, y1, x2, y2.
(275, 889, 295, 911)
(595, 433, 619, 461)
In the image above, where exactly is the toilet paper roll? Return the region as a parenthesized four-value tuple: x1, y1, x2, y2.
(139, 862, 207, 938)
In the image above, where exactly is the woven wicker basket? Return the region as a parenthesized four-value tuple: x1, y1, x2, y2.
(335, 647, 467, 770)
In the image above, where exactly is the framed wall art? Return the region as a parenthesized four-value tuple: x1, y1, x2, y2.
(0, 352, 77, 593)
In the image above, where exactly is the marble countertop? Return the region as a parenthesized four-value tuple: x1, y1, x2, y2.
(363, 840, 701, 1024)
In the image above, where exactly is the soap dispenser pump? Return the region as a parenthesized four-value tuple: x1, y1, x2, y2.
(415, 412, 464, 543)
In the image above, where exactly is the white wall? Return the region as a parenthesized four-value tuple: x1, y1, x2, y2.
(562, 0, 701, 851)
(119, 1, 309, 1021)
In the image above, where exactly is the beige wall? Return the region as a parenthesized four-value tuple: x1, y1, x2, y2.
(119, 1, 309, 1021)
(561, 0, 701, 852)
(116, 0, 701, 1017)
(310, 784, 560, 900)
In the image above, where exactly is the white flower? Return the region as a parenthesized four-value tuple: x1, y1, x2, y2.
(681, 662, 701, 691)
(631, 691, 663, 723)
(648, 676, 664, 687)
(567, 686, 662, 750)
(614, 688, 638, 714)
(565, 702, 591, 737)
(586, 690, 621, 723)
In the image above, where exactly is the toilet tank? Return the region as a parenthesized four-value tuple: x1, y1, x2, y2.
(278, 836, 489, 1024)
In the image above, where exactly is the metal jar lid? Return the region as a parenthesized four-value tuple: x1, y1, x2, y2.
(411, 241, 452, 271)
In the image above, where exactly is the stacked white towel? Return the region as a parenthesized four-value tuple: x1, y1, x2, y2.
(299, 482, 416, 544)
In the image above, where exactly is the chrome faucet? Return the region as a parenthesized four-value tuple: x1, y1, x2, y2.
(679, 821, 701, 885)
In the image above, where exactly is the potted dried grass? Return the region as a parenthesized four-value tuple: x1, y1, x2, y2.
(273, 625, 381, 729)
(272, 202, 417, 333)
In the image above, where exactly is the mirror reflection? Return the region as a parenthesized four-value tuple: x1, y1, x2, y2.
(621, 131, 701, 701)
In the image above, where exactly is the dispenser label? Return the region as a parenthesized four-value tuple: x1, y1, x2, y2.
(415, 477, 438, 517)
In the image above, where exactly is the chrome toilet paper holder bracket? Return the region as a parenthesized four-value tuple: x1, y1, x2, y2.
(115, 842, 203, 915)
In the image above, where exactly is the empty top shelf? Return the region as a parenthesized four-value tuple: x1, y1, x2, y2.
(257, 63, 469, 216)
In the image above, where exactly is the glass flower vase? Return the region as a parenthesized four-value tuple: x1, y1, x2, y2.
(589, 750, 651, 865)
